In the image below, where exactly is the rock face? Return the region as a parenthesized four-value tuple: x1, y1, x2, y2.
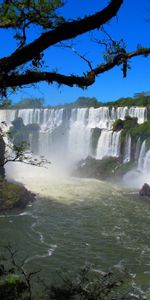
(0, 134, 5, 178)
(139, 183, 150, 197)
(73, 156, 120, 180)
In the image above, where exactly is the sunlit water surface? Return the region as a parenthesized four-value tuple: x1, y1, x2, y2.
(1, 162, 150, 290)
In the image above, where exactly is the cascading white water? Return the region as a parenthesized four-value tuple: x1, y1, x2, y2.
(143, 150, 150, 174)
(88, 107, 111, 129)
(116, 107, 128, 120)
(123, 140, 150, 188)
(123, 134, 131, 163)
(116, 107, 147, 124)
(137, 141, 146, 171)
(0, 106, 146, 129)
(134, 137, 141, 162)
(17, 108, 64, 130)
(0, 106, 147, 165)
(137, 141, 150, 175)
(96, 130, 121, 159)
(128, 107, 147, 124)
(68, 108, 92, 161)
(0, 109, 17, 126)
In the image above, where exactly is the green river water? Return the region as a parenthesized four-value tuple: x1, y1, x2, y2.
(1, 163, 150, 292)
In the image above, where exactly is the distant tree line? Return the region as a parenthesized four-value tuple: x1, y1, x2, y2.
(1, 92, 150, 110)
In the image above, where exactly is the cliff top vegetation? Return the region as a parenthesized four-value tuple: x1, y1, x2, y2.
(2, 92, 150, 109)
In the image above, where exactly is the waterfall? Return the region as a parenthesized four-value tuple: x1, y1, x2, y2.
(116, 107, 147, 124)
(0, 106, 146, 129)
(96, 130, 121, 159)
(68, 108, 92, 161)
(0, 109, 17, 126)
(88, 107, 111, 129)
(134, 137, 141, 162)
(137, 141, 146, 171)
(128, 107, 147, 124)
(38, 131, 49, 158)
(17, 108, 64, 130)
(116, 107, 128, 120)
(143, 150, 150, 174)
(0, 106, 148, 165)
(123, 134, 131, 163)
(111, 131, 121, 157)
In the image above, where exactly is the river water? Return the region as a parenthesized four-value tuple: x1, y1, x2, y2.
(1, 163, 150, 291)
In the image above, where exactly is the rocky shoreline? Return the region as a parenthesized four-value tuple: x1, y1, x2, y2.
(0, 179, 36, 212)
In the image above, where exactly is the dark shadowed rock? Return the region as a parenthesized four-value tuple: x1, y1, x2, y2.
(0, 134, 5, 178)
(139, 183, 150, 197)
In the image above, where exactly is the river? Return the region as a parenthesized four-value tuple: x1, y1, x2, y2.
(0, 162, 150, 291)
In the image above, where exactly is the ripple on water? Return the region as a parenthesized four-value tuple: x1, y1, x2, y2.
(1, 163, 150, 287)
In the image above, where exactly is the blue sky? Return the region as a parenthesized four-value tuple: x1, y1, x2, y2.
(1, 0, 150, 105)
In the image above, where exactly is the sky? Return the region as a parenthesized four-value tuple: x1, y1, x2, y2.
(1, 0, 150, 105)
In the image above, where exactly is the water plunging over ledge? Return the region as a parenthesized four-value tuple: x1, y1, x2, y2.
(0, 106, 147, 165)
(1, 106, 150, 291)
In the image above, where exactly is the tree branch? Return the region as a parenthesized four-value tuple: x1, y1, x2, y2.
(0, 0, 123, 73)
(1, 47, 150, 89)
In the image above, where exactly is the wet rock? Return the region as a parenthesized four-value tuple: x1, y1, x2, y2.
(139, 183, 150, 197)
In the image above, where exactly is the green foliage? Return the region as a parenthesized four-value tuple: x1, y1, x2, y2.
(72, 97, 101, 108)
(47, 267, 130, 300)
(13, 141, 29, 158)
(74, 155, 136, 181)
(113, 119, 124, 131)
(0, 247, 30, 300)
(0, 0, 64, 47)
(50, 93, 150, 110)
(108, 95, 150, 107)
(0, 179, 34, 211)
(129, 121, 150, 142)
(0, 250, 147, 300)
(116, 117, 150, 162)
(0, 275, 27, 300)
(102, 37, 129, 77)
(6, 274, 20, 285)
(113, 116, 138, 136)
(113, 161, 135, 177)
(123, 116, 138, 130)
(12, 98, 44, 108)
(3, 92, 150, 109)
(113, 117, 138, 161)
(146, 137, 150, 150)
(74, 157, 121, 180)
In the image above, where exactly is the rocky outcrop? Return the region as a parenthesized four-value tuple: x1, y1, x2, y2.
(139, 183, 150, 197)
(0, 180, 35, 212)
(0, 134, 5, 178)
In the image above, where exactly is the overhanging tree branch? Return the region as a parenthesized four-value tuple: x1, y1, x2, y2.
(1, 47, 150, 89)
(0, 0, 149, 94)
(0, 0, 123, 73)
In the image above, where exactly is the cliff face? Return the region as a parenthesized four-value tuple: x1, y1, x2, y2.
(0, 134, 5, 178)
